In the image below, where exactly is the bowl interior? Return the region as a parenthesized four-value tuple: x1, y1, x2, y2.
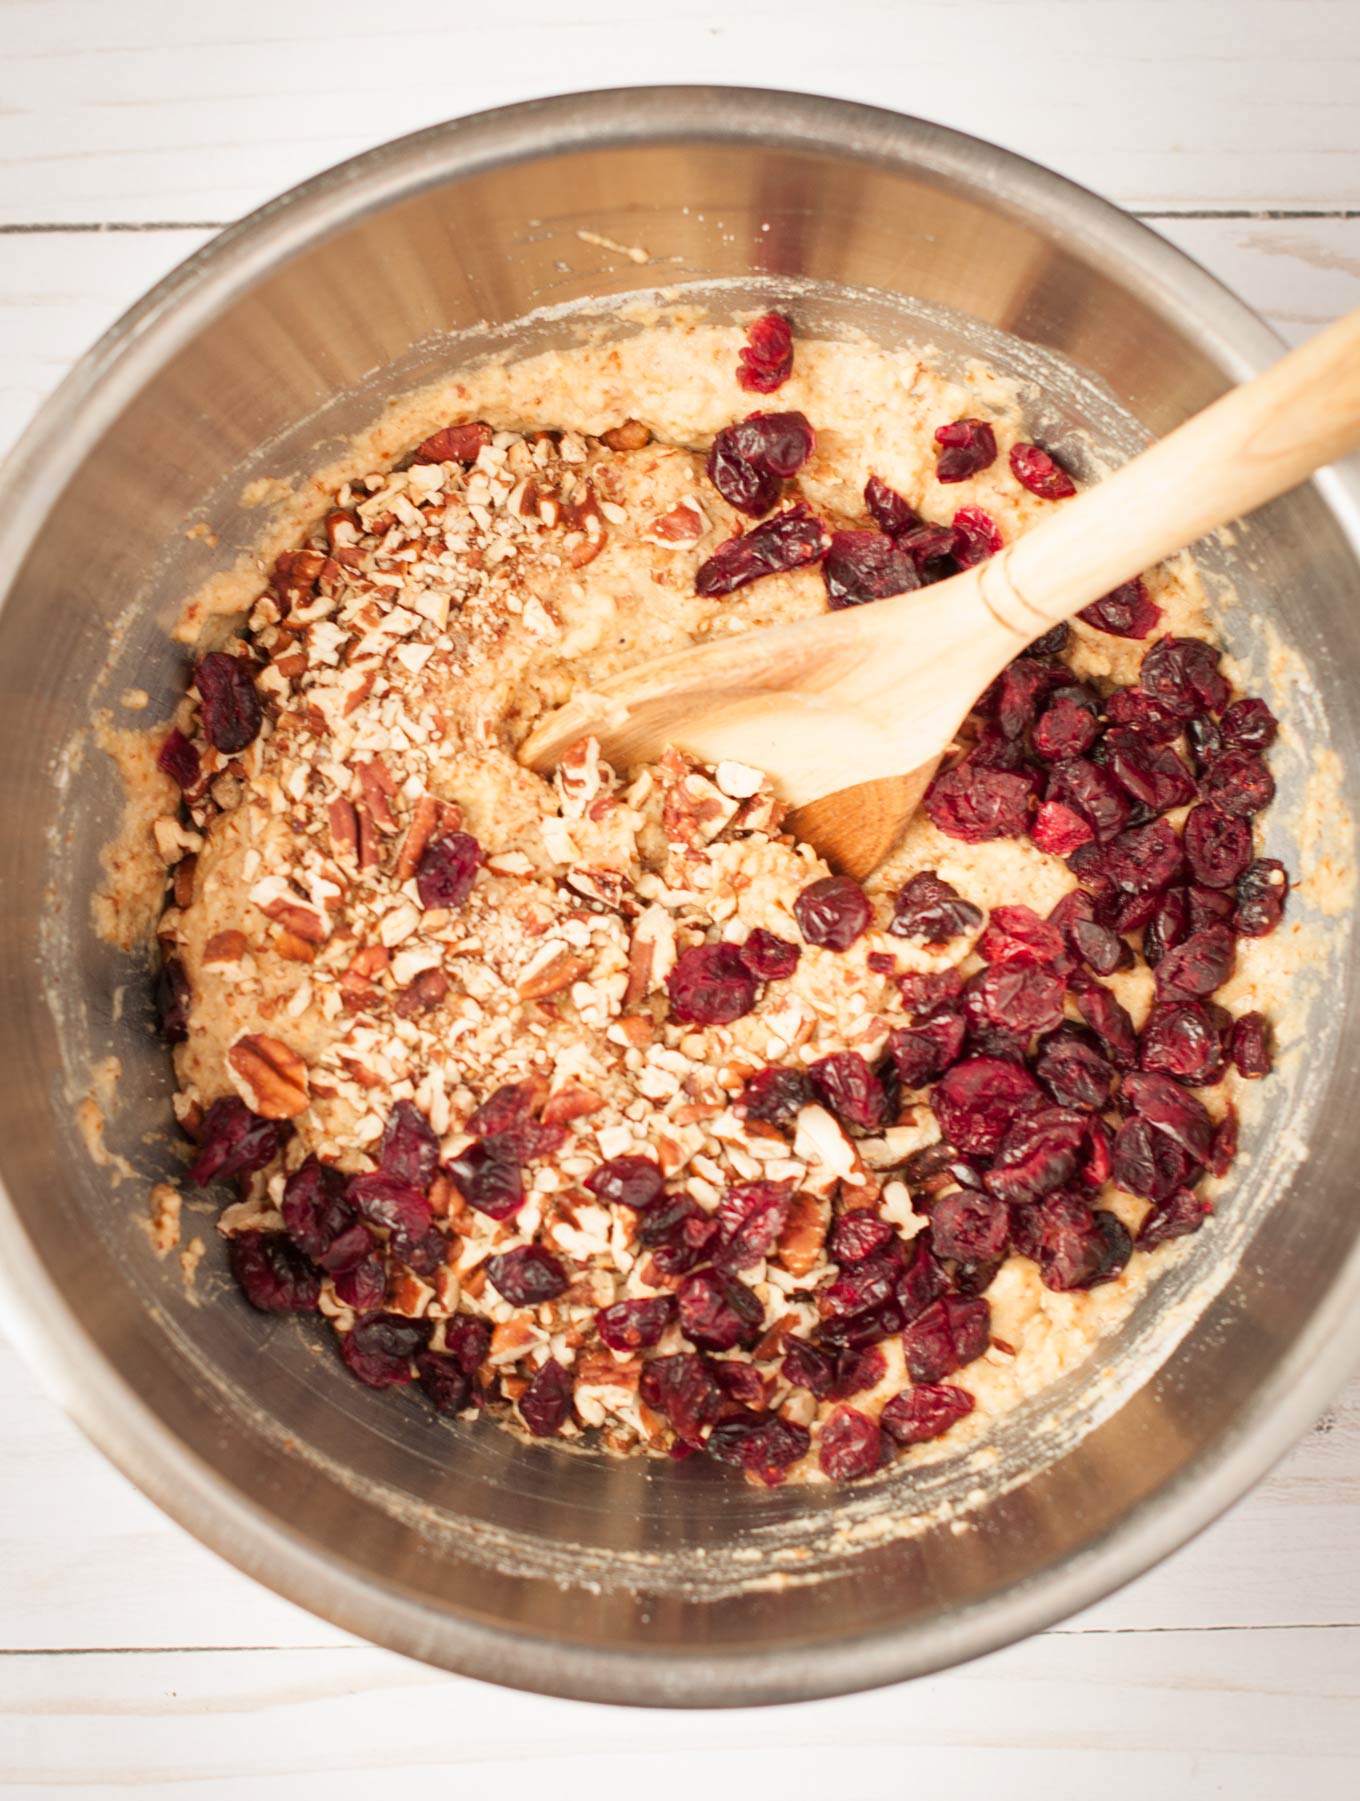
(1, 93, 1359, 1704)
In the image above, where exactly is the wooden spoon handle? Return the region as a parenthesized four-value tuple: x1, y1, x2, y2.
(978, 305, 1360, 636)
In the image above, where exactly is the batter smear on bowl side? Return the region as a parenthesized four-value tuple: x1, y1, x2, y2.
(149, 311, 1291, 1486)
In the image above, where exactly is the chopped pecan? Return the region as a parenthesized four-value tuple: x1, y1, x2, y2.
(203, 929, 248, 965)
(328, 796, 359, 861)
(600, 419, 652, 452)
(394, 794, 439, 883)
(414, 421, 493, 465)
(324, 508, 361, 549)
(647, 499, 706, 543)
(227, 1033, 310, 1119)
(565, 865, 635, 912)
(357, 758, 398, 832)
(516, 946, 590, 999)
(393, 966, 449, 1018)
(489, 1315, 541, 1362)
(354, 799, 380, 871)
(259, 894, 328, 943)
(269, 548, 327, 604)
(172, 855, 198, 909)
(576, 1350, 641, 1388)
(541, 1082, 606, 1125)
(775, 1191, 829, 1276)
(274, 929, 316, 963)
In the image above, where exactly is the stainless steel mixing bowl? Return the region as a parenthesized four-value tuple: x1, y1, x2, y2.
(1, 88, 1358, 1707)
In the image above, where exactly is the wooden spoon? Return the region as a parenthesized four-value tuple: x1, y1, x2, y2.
(521, 308, 1360, 877)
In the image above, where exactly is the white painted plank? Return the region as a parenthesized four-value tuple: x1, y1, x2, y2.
(2, 215, 1357, 461)
(1, 0, 1358, 225)
(1, 1631, 1357, 1798)
(1, 1330, 1357, 1651)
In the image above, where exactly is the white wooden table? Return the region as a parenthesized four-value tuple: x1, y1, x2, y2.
(2, 2, 1358, 1792)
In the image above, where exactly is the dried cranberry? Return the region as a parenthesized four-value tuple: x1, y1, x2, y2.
(228, 1231, 322, 1312)
(1078, 578, 1162, 639)
(585, 1154, 664, 1210)
(865, 474, 921, 537)
(739, 1064, 815, 1127)
(925, 762, 1036, 841)
(639, 1352, 724, 1446)
(965, 961, 1066, 1039)
(888, 1012, 966, 1088)
(415, 1351, 469, 1414)
(1140, 1000, 1227, 1085)
(931, 1056, 1043, 1156)
(1072, 979, 1138, 1067)
(794, 874, 871, 949)
(486, 1244, 568, 1307)
(1209, 1106, 1238, 1177)
(985, 1106, 1090, 1205)
(340, 1312, 430, 1387)
(1101, 730, 1198, 816)
(992, 657, 1055, 740)
(931, 1189, 1009, 1261)
(934, 418, 998, 483)
(738, 927, 801, 981)
(1031, 800, 1096, 856)
(736, 312, 794, 392)
(1144, 886, 1189, 968)
(1048, 757, 1131, 843)
(1182, 804, 1252, 889)
(1034, 694, 1098, 762)
(334, 1257, 387, 1311)
(1200, 748, 1276, 817)
(706, 1412, 810, 1485)
(1140, 636, 1230, 719)
(193, 651, 262, 754)
(898, 968, 964, 1016)
(1105, 685, 1182, 741)
(1069, 915, 1129, 978)
(1035, 1026, 1113, 1110)
(1122, 1070, 1215, 1163)
(977, 904, 1064, 967)
(897, 522, 961, 584)
(951, 506, 1003, 567)
(415, 831, 481, 909)
(782, 1336, 839, 1398)
(348, 1172, 431, 1250)
(902, 1295, 990, 1382)
(695, 502, 828, 596)
(1235, 859, 1289, 937)
(1113, 1115, 1199, 1201)
(890, 870, 983, 943)
(445, 1138, 523, 1220)
(597, 1295, 675, 1352)
(677, 1267, 763, 1352)
(156, 727, 200, 790)
(881, 1382, 974, 1446)
(155, 956, 192, 1044)
(822, 529, 919, 608)
(1186, 715, 1224, 775)
(829, 1210, 895, 1264)
(1099, 819, 1185, 895)
(281, 1158, 364, 1269)
(445, 1316, 492, 1381)
(519, 1358, 573, 1437)
(716, 1180, 792, 1268)
(186, 1095, 286, 1186)
(667, 941, 758, 1025)
(1050, 1202, 1130, 1291)
(377, 1100, 441, 1188)
(1010, 443, 1076, 499)
(1139, 1187, 1213, 1248)
(1220, 697, 1278, 751)
(706, 409, 815, 515)
(1154, 924, 1235, 1001)
(818, 1406, 883, 1480)
(1230, 1010, 1272, 1078)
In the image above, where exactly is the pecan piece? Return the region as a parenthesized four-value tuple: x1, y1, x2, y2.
(394, 794, 439, 884)
(274, 929, 316, 963)
(414, 421, 493, 465)
(775, 1191, 829, 1276)
(517, 947, 590, 1000)
(172, 855, 198, 909)
(394, 966, 449, 1018)
(227, 1034, 310, 1119)
(356, 758, 397, 832)
(600, 419, 651, 452)
(203, 929, 248, 965)
(541, 1082, 606, 1125)
(647, 500, 706, 543)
